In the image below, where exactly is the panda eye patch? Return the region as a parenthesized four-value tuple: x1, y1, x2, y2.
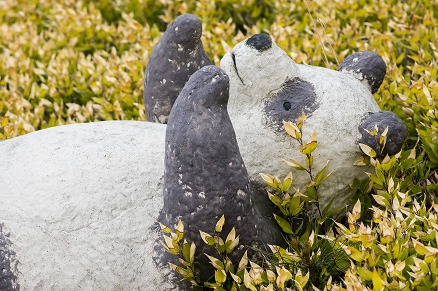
(264, 78, 318, 129)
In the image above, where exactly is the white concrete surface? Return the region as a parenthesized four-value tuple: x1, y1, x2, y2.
(0, 121, 178, 290)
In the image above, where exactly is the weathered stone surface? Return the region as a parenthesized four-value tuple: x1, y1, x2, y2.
(359, 111, 408, 157)
(246, 33, 272, 52)
(144, 14, 212, 123)
(338, 51, 386, 93)
(220, 34, 404, 217)
(0, 121, 182, 290)
(0, 224, 19, 291)
(264, 78, 319, 129)
(160, 66, 283, 282)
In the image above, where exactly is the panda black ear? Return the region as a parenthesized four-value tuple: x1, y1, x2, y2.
(338, 51, 386, 94)
(358, 111, 407, 157)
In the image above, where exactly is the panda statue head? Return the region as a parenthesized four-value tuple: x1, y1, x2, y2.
(221, 34, 407, 217)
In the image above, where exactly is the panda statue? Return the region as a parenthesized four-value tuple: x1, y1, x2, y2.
(0, 14, 406, 291)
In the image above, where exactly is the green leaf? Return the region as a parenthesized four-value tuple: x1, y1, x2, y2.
(214, 236, 226, 253)
(372, 269, 383, 291)
(289, 195, 303, 216)
(357, 267, 373, 281)
(199, 230, 215, 246)
(268, 192, 283, 207)
(274, 214, 293, 234)
(215, 269, 227, 284)
(359, 143, 377, 158)
(205, 254, 225, 270)
(306, 185, 318, 201)
(159, 223, 171, 234)
(280, 172, 293, 192)
(182, 241, 191, 263)
(314, 160, 331, 186)
(259, 173, 279, 188)
(300, 140, 317, 154)
(306, 155, 313, 167)
(189, 242, 196, 264)
(226, 235, 240, 254)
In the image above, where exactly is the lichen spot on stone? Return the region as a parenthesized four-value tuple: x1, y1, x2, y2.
(237, 190, 247, 197)
(158, 115, 168, 123)
(211, 75, 221, 84)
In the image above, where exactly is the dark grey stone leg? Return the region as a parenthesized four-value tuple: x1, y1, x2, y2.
(160, 65, 283, 282)
(338, 51, 386, 93)
(143, 14, 212, 123)
(358, 111, 407, 157)
(0, 224, 19, 291)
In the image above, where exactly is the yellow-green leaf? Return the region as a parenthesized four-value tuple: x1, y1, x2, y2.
(215, 269, 227, 284)
(159, 223, 171, 234)
(215, 215, 225, 233)
(359, 143, 377, 158)
(200, 230, 215, 246)
(274, 214, 293, 234)
(372, 269, 383, 291)
(205, 254, 225, 270)
(284, 121, 301, 139)
(300, 140, 317, 154)
(238, 250, 249, 272)
(226, 227, 236, 243)
(284, 159, 306, 170)
(296, 112, 307, 129)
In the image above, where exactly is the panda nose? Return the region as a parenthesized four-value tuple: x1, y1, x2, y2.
(246, 34, 272, 52)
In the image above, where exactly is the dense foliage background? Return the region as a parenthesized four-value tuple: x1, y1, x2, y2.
(1, 0, 437, 289)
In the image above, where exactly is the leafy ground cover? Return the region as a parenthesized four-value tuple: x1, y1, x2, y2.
(1, 0, 437, 289)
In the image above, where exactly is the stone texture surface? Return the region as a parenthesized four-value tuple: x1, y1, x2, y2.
(264, 78, 319, 129)
(338, 51, 387, 93)
(160, 66, 283, 282)
(0, 224, 19, 291)
(221, 34, 386, 217)
(0, 121, 182, 290)
(143, 14, 212, 123)
(246, 33, 272, 52)
(359, 111, 408, 157)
